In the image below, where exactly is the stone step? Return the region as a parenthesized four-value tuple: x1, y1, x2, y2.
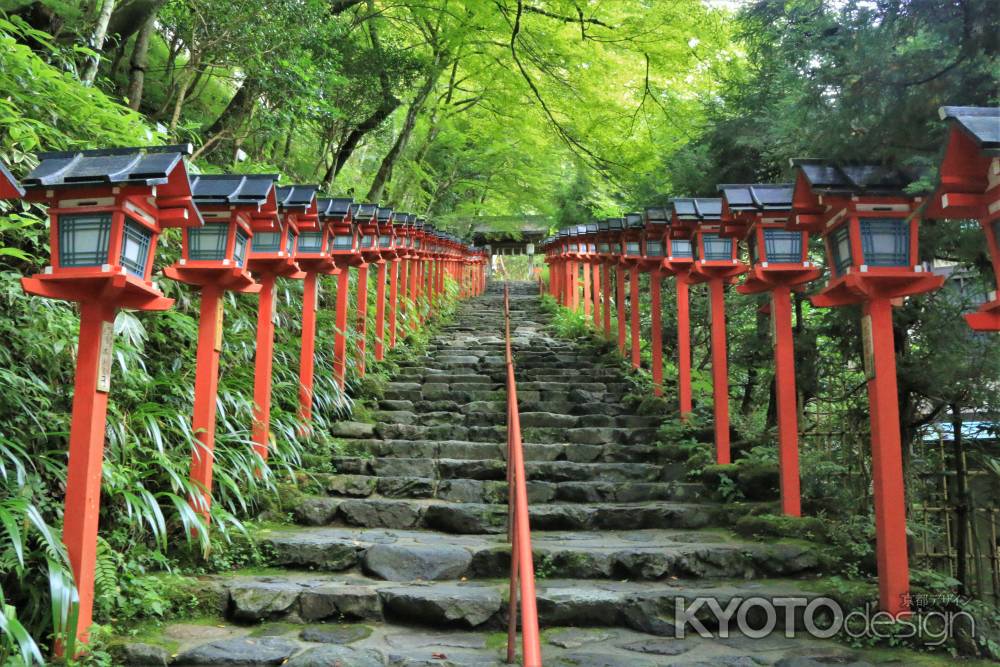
(383, 387, 630, 405)
(372, 423, 659, 445)
(292, 497, 716, 533)
(261, 527, 819, 581)
(211, 573, 831, 635)
(120, 618, 876, 667)
(371, 409, 661, 429)
(332, 456, 679, 483)
(337, 439, 677, 464)
(320, 474, 703, 504)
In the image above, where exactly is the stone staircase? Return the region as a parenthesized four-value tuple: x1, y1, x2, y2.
(118, 282, 900, 666)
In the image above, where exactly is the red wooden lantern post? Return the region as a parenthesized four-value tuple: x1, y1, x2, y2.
(606, 219, 627, 353)
(575, 225, 592, 319)
(721, 183, 822, 517)
(791, 159, 944, 615)
(596, 220, 620, 339)
(288, 189, 337, 429)
(643, 208, 671, 396)
(557, 229, 572, 306)
(681, 198, 747, 464)
(19, 145, 201, 648)
(408, 219, 425, 332)
(352, 203, 380, 376)
(373, 207, 395, 361)
(327, 200, 358, 388)
(621, 213, 646, 369)
(662, 210, 697, 419)
(388, 213, 413, 349)
(927, 106, 1000, 331)
(164, 174, 275, 519)
(245, 187, 304, 462)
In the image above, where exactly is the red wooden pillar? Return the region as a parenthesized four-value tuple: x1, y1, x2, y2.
(615, 266, 626, 354)
(650, 272, 663, 396)
(602, 262, 612, 338)
(189, 287, 224, 517)
(409, 258, 420, 331)
(582, 261, 591, 319)
(771, 287, 802, 516)
(297, 274, 319, 425)
(388, 259, 400, 349)
(356, 264, 369, 376)
(62, 299, 116, 645)
(629, 264, 641, 369)
(707, 278, 730, 464)
(590, 261, 601, 329)
(251, 274, 278, 461)
(333, 267, 350, 388)
(677, 278, 693, 418)
(374, 261, 388, 360)
(865, 297, 910, 616)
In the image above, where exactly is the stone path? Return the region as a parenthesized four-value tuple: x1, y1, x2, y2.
(118, 282, 910, 666)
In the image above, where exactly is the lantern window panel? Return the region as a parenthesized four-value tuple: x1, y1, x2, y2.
(748, 234, 759, 265)
(589, 243, 596, 253)
(671, 239, 693, 258)
(253, 231, 281, 252)
(829, 224, 852, 277)
(378, 234, 393, 248)
(645, 240, 665, 257)
(120, 218, 153, 278)
(286, 233, 296, 255)
(610, 242, 621, 255)
(569, 243, 579, 252)
(625, 241, 641, 255)
(701, 233, 732, 261)
(332, 234, 354, 250)
(234, 227, 249, 267)
(58, 213, 112, 268)
(187, 222, 229, 261)
(598, 243, 610, 253)
(763, 228, 802, 264)
(859, 218, 909, 268)
(297, 231, 324, 253)
(361, 234, 375, 248)
(414, 239, 421, 249)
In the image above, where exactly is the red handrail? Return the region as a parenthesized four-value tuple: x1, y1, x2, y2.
(503, 283, 543, 666)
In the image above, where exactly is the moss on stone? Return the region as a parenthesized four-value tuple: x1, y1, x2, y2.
(733, 513, 828, 541)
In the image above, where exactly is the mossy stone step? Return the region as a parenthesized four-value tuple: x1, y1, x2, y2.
(291, 497, 717, 534)
(261, 527, 820, 582)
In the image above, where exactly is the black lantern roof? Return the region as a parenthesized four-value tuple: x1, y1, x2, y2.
(939, 106, 1000, 154)
(351, 203, 378, 221)
(376, 207, 393, 223)
(414, 218, 425, 230)
(789, 159, 925, 196)
(190, 174, 278, 206)
(645, 206, 671, 224)
(393, 212, 411, 226)
(24, 144, 194, 188)
(607, 217, 624, 231)
(558, 228, 570, 237)
(1, 162, 24, 197)
(672, 198, 722, 221)
(575, 224, 588, 235)
(597, 221, 610, 232)
(276, 184, 318, 209)
(624, 212, 643, 228)
(717, 184, 794, 211)
(586, 222, 598, 234)
(317, 197, 353, 219)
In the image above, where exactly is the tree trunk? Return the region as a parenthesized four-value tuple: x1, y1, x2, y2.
(321, 99, 400, 188)
(107, 0, 167, 45)
(126, 13, 154, 110)
(81, 0, 117, 85)
(952, 403, 971, 596)
(365, 62, 444, 202)
(168, 53, 200, 135)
